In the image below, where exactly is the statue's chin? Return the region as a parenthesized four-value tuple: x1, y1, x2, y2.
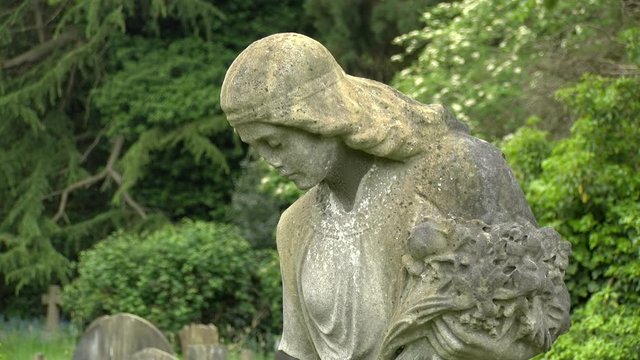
(290, 176, 316, 190)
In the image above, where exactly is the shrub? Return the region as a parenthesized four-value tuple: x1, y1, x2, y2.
(63, 220, 281, 343)
(501, 27, 640, 359)
(537, 288, 640, 360)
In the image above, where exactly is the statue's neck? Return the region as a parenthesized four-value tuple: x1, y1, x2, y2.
(324, 147, 375, 212)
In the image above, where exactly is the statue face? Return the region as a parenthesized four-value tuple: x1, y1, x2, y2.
(235, 122, 341, 190)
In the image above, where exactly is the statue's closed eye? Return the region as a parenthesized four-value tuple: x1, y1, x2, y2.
(267, 139, 282, 148)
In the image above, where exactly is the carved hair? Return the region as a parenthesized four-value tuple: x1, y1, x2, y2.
(220, 33, 467, 161)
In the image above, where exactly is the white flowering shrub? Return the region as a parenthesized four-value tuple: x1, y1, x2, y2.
(393, 0, 626, 140)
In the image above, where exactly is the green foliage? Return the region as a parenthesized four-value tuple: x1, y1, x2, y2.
(0, 0, 227, 292)
(498, 24, 640, 357)
(305, 0, 438, 81)
(256, 159, 304, 206)
(93, 36, 234, 137)
(230, 159, 283, 249)
(230, 157, 303, 249)
(215, 0, 311, 50)
(537, 288, 640, 360)
(92, 35, 242, 221)
(63, 220, 282, 343)
(0, 0, 312, 314)
(501, 119, 553, 189)
(622, 27, 640, 65)
(524, 74, 640, 304)
(0, 317, 76, 360)
(252, 250, 283, 345)
(394, 0, 629, 139)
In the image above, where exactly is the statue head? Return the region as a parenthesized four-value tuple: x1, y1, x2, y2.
(221, 33, 463, 163)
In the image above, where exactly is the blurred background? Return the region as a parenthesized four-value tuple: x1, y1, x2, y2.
(0, 0, 638, 358)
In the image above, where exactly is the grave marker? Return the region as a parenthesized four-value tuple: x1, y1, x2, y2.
(130, 348, 179, 360)
(41, 285, 62, 333)
(186, 344, 228, 360)
(179, 323, 219, 353)
(72, 313, 174, 360)
(239, 349, 256, 360)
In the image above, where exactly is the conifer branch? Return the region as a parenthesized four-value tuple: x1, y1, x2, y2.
(62, 64, 77, 108)
(105, 167, 147, 219)
(45, 0, 72, 26)
(79, 129, 104, 164)
(12, 0, 72, 34)
(1, 28, 78, 69)
(52, 136, 147, 222)
(52, 168, 107, 222)
(33, 0, 45, 43)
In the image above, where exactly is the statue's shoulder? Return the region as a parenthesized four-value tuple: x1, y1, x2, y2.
(408, 131, 534, 223)
(276, 187, 318, 251)
(424, 131, 512, 180)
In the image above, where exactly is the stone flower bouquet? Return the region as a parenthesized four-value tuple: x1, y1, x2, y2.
(381, 218, 571, 359)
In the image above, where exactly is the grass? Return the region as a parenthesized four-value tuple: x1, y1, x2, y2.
(0, 315, 275, 360)
(0, 316, 76, 360)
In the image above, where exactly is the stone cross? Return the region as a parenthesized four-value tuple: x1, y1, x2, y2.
(41, 285, 62, 333)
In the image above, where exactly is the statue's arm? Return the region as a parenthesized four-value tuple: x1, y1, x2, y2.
(381, 218, 571, 360)
(275, 204, 319, 360)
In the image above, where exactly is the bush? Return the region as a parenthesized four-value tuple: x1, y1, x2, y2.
(501, 26, 640, 359)
(230, 158, 301, 249)
(63, 220, 282, 343)
(393, 0, 627, 140)
(537, 288, 640, 360)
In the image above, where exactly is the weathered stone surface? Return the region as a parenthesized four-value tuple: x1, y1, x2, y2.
(41, 285, 62, 333)
(130, 348, 178, 360)
(220, 33, 571, 360)
(72, 313, 174, 360)
(239, 349, 256, 360)
(179, 323, 219, 354)
(185, 345, 228, 360)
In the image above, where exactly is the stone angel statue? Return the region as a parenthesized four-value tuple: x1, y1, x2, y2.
(220, 33, 571, 360)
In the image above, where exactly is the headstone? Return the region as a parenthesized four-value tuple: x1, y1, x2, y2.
(179, 324, 219, 354)
(239, 349, 255, 360)
(72, 313, 175, 360)
(130, 348, 179, 360)
(41, 285, 62, 333)
(220, 33, 573, 360)
(186, 345, 227, 360)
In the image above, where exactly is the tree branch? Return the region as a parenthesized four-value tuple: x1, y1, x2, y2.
(79, 129, 104, 164)
(11, 0, 72, 34)
(61, 64, 77, 109)
(1, 28, 78, 69)
(45, 0, 72, 26)
(51, 136, 148, 222)
(105, 168, 148, 219)
(52, 170, 108, 222)
(33, 0, 45, 43)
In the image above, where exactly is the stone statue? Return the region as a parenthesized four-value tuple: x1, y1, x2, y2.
(220, 33, 571, 360)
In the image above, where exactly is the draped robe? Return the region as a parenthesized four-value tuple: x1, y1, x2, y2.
(276, 132, 539, 359)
